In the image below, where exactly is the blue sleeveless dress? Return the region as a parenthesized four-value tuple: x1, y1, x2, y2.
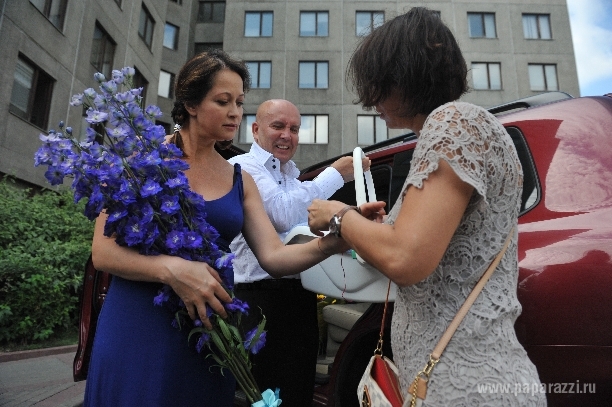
(84, 164, 244, 407)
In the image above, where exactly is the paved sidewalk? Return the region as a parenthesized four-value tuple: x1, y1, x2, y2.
(0, 346, 84, 407)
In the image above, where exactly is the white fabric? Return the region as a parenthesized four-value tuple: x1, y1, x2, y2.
(228, 142, 344, 283)
(386, 102, 546, 406)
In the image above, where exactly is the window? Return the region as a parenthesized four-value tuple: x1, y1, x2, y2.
(91, 23, 116, 79)
(299, 115, 328, 144)
(133, 68, 149, 101)
(471, 62, 501, 90)
(523, 14, 551, 39)
(240, 114, 256, 143)
(194, 43, 223, 55)
(158, 70, 175, 98)
(245, 11, 273, 37)
(139, 4, 155, 48)
(198, 1, 225, 23)
(356, 11, 383, 36)
(170, 0, 182, 5)
(10, 55, 54, 129)
(30, 0, 67, 29)
(357, 115, 387, 145)
(528, 64, 558, 91)
(299, 62, 328, 89)
(300, 11, 328, 36)
(246, 62, 271, 89)
(468, 12, 496, 38)
(163, 23, 179, 50)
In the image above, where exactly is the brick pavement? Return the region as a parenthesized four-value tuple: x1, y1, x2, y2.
(0, 346, 84, 407)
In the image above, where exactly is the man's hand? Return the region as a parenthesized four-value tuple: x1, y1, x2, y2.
(330, 156, 371, 182)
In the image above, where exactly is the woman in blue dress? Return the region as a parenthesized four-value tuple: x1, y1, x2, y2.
(84, 50, 347, 406)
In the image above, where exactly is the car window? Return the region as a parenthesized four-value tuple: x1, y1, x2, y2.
(506, 126, 540, 214)
(328, 165, 392, 209)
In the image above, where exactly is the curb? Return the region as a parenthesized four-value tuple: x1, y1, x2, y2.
(0, 344, 77, 363)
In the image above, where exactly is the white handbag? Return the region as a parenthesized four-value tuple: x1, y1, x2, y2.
(283, 147, 397, 302)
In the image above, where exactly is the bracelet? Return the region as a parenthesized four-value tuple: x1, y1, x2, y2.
(317, 237, 332, 256)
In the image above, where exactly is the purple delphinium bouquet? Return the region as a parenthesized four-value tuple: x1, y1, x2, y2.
(34, 68, 278, 406)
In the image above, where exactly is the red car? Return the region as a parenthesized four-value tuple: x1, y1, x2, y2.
(302, 91, 612, 407)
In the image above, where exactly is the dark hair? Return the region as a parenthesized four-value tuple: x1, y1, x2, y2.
(347, 7, 468, 117)
(170, 49, 251, 151)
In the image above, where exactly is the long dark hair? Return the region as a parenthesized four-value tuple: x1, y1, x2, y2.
(170, 49, 251, 152)
(347, 7, 468, 117)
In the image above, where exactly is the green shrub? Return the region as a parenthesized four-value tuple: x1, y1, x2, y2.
(0, 176, 94, 344)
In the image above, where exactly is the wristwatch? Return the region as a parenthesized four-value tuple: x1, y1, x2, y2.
(329, 205, 361, 238)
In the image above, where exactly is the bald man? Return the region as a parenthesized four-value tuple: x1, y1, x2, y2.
(229, 99, 367, 406)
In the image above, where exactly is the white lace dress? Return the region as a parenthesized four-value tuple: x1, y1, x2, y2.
(386, 102, 546, 406)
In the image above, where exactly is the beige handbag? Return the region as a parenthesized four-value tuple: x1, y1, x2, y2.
(358, 228, 515, 407)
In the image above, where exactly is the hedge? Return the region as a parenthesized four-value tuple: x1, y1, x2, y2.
(0, 176, 94, 344)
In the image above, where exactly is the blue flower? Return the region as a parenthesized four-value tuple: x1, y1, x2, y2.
(140, 179, 162, 198)
(160, 194, 180, 215)
(86, 109, 108, 124)
(244, 328, 267, 355)
(226, 298, 249, 315)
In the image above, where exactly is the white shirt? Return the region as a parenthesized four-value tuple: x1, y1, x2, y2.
(228, 142, 344, 283)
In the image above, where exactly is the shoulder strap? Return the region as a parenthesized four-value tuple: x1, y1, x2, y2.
(431, 226, 515, 359)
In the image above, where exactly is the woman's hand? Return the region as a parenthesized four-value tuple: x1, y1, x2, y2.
(307, 199, 347, 236)
(358, 201, 386, 223)
(165, 257, 233, 329)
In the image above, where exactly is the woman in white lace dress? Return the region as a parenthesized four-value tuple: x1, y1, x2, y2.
(307, 7, 546, 406)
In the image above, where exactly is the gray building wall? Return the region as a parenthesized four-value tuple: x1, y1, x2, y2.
(0, 0, 579, 187)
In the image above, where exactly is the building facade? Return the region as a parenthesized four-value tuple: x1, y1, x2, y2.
(0, 0, 579, 188)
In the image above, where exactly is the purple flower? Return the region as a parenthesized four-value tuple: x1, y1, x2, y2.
(196, 332, 211, 353)
(44, 167, 65, 185)
(160, 194, 180, 214)
(124, 216, 145, 246)
(165, 230, 184, 252)
(183, 231, 203, 249)
(244, 328, 267, 355)
(226, 298, 249, 315)
(86, 109, 108, 124)
(140, 179, 162, 197)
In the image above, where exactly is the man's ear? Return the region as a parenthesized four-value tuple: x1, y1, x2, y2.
(252, 121, 260, 144)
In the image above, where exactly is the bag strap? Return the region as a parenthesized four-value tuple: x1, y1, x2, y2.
(374, 279, 393, 355)
(432, 227, 514, 360)
(411, 226, 515, 399)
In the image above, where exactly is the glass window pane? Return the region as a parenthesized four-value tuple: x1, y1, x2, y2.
(139, 9, 147, 37)
(11, 59, 34, 113)
(358, 116, 374, 145)
(317, 62, 328, 88)
(212, 3, 225, 22)
(259, 62, 271, 88)
(300, 12, 315, 36)
(523, 15, 537, 39)
(545, 65, 558, 90)
(242, 114, 255, 143)
(299, 115, 315, 143)
(246, 62, 259, 87)
(471, 63, 488, 90)
(158, 71, 171, 97)
(539, 15, 551, 39)
(373, 12, 384, 29)
(163, 24, 177, 49)
(299, 62, 315, 88)
(468, 14, 483, 37)
(318, 12, 328, 36)
(261, 12, 273, 36)
(529, 65, 545, 91)
(489, 63, 501, 90)
(245, 13, 260, 36)
(484, 14, 496, 38)
(375, 116, 387, 142)
(356, 12, 370, 36)
(316, 115, 328, 144)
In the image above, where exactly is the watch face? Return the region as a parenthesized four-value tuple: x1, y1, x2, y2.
(329, 216, 340, 236)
